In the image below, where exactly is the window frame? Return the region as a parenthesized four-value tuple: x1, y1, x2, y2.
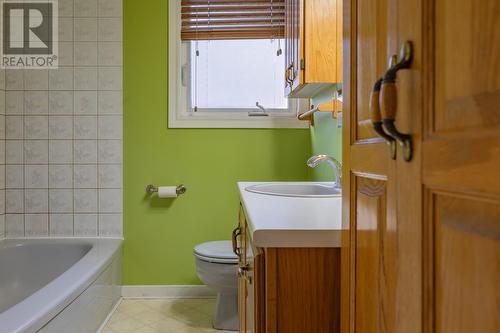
(168, 0, 308, 129)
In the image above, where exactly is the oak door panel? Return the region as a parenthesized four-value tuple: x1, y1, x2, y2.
(423, 0, 500, 331)
(424, 0, 500, 193)
(433, 193, 500, 333)
(355, 0, 391, 141)
(434, 0, 500, 132)
(354, 178, 395, 333)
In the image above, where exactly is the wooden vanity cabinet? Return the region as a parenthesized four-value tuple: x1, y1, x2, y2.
(238, 211, 265, 333)
(237, 206, 340, 333)
(284, 0, 342, 98)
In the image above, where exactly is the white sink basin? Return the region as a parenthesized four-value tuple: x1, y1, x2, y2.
(245, 182, 341, 198)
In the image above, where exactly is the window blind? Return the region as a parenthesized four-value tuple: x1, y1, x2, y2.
(181, 0, 285, 40)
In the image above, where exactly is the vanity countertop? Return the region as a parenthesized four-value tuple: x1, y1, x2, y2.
(238, 182, 342, 248)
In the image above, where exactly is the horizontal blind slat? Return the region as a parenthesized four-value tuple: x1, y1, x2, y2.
(182, 20, 285, 27)
(182, 0, 284, 4)
(181, 29, 284, 40)
(181, 0, 285, 40)
(181, 7, 285, 14)
(181, 13, 285, 21)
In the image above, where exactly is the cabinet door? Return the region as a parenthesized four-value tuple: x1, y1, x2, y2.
(237, 207, 247, 333)
(238, 271, 247, 333)
(284, 0, 292, 94)
(304, 0, 339, 83)
(238, 213, 265, 333)
(244, 233, 255, 333)
(244, 228, 265, 333)
(285, 0, 303, 95)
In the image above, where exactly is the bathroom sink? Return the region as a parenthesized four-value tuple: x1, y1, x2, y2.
(245, 182, 341, 198)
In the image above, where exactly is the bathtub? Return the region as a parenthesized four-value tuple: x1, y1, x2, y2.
(0, 238, 122, 333)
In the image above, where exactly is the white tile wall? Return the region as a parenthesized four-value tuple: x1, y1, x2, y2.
(3, 0, 122, 238)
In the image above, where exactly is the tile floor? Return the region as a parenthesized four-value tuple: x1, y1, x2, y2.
(101, 298, 234, 333)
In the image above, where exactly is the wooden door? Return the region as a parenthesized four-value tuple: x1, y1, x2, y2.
(341, 0, 399, 332)
(342, 0, 500, 332)
(422, 0, 500, 331)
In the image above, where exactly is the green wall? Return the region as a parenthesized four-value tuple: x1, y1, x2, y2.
(309, 88, 343, 181)
(123, 0, 311, 284)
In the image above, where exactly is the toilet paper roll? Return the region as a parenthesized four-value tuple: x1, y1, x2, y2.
(157, 186, 178, 198)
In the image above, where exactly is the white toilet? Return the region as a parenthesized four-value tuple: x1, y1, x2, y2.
(194, 240, 239, 331)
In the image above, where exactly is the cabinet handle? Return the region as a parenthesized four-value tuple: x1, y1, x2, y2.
(238, 264, 252, 284)
(370, 77, 397, 160)
(380, 41, 414, 162)
(232, 226, 241, 256)
(238, 264, 249, 277)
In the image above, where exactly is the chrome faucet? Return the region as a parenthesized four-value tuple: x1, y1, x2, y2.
(307, 155, 342, 188)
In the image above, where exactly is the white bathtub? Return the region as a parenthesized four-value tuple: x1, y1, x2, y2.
(0, 238, 122, 333)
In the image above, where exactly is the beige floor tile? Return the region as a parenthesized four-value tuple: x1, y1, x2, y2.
(117, 299, 152, 316)
(188, 313, 213, 330)
(171, 307, 212, 326)
(107, 314, 147, 332)
(184, 299, 216, 316)
(178, 298, 212, 308)
(142, 299, 193, 316)
(172, 327, 206, 333)
(129, 309, 169, 325)
(148, 316, 187, 333)
(102, 298, 226, 333)
(99, 327, 118, 333)
(172, 299, 211, 310)
(132, 326, 162, 333)
(108, 311, 129, 323)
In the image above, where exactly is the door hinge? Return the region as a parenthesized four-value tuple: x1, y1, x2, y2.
(300, 59, 305, 70)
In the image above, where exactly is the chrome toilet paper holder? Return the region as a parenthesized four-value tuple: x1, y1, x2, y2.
(146, 184, 187, 195)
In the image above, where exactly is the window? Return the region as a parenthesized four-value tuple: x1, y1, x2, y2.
(168, 0, 308, 128)
(190, 39, 287, 111)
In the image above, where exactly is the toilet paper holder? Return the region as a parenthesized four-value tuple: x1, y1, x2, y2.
(146, 184, 187, 195)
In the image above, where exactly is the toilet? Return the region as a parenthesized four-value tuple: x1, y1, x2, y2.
(194, 240, 239, 331)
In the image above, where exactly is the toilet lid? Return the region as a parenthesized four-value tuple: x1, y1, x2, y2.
(193, 241, 238, 264)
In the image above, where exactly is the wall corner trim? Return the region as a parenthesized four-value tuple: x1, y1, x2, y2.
(121, 285, 216, 298)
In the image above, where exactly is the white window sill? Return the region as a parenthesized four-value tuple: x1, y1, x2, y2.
(168, 112, 309, 129)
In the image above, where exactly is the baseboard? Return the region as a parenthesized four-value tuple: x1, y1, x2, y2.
(121, 285, 216, 298)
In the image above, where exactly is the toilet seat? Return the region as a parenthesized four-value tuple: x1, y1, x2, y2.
(194, 241, 238, 264)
